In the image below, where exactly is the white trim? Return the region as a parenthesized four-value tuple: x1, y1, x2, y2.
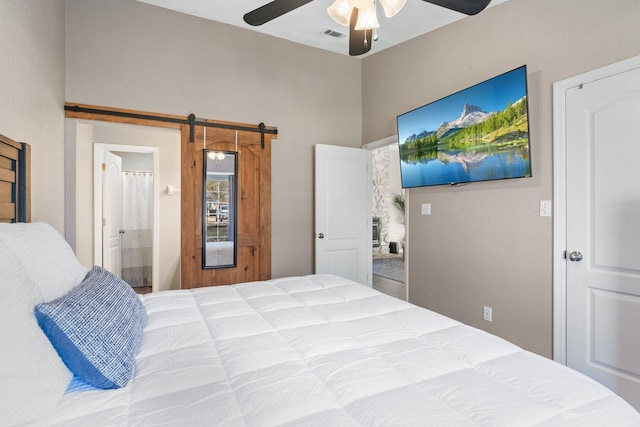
(64, 120, 78, 250)
(366, 150, 373, 287)
(94, 143, 161, 293)
(404, 190, 409, 302)
(552, 77, 568, 364)
(552, 54, 640, 364)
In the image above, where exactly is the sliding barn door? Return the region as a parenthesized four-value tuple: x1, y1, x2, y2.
(181, 123, 273, 287)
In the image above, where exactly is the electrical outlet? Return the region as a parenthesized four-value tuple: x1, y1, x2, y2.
(483, 306, 493, 322)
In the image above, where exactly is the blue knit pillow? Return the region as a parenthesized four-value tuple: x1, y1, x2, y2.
(35, 266, 147, 389)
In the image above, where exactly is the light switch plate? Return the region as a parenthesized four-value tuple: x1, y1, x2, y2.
(540, 200, 551, 217)
(421, 203, 431, 215)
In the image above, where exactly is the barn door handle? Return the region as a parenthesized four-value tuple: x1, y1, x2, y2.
(569, 251, 583, 262)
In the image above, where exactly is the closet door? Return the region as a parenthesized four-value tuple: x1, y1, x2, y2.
(181, 123, 273, 288)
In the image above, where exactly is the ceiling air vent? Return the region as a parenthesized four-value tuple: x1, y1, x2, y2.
(324, 29, 345, 38)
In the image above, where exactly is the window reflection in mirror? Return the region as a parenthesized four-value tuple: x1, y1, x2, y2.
(203, 150, 237, 269)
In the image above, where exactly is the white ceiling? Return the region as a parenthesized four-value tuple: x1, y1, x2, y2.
(137, 0, 507, 57)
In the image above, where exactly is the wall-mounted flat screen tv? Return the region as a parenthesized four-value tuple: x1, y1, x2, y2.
(397, 65, 531, 188)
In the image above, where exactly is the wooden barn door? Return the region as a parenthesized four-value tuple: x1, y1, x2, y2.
(181, 122, 273, 288)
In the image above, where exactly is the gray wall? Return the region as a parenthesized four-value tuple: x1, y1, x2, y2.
(362, 0, 640, 357)
(65, 0, 363, 279)
(0, 1, 66, 232)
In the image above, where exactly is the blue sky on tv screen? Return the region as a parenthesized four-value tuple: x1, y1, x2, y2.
(397, 66, 527, 144)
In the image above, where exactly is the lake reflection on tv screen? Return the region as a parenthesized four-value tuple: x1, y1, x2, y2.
(400, 147, 531, 188)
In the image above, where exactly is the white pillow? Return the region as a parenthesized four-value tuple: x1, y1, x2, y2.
(0, 239, 73, 425)
(0, 222, 88, 301)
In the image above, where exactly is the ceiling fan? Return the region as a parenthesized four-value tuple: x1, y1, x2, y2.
(243, 0, 492, 56)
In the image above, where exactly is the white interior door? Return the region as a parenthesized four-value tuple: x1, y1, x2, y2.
(102, 150, 123, 276)
(565, 63, 640, 409)
(315, 144, 372, 286)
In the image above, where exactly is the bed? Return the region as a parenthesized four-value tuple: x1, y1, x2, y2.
(2, 139, 639, 426)
(3, 222, 640, 426)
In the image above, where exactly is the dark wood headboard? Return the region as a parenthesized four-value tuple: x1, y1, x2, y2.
(0, 133, 30, 223)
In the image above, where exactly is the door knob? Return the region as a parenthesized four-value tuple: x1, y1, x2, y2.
(569, 251, 583, 262)
(318, 233, 324, 239)
(119, 229, 126, 234)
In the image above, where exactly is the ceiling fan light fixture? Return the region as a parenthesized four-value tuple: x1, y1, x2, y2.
(379, 0, 407, 18)
(327, 0, 352, 26)
(354, 3, 380, 30)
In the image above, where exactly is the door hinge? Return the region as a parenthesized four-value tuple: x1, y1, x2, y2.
(563, 250, 567, 259)
(102, 162, 106, 171)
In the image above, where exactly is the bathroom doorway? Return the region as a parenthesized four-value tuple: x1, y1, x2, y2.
(95, 143, 159, 294)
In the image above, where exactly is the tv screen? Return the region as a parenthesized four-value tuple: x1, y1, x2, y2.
(396, 65, 531, 188)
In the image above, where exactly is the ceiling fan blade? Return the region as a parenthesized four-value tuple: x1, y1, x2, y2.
(422, 0, 491, 15)
(243, 0, 315, 26)
(349, 8, 372, 56)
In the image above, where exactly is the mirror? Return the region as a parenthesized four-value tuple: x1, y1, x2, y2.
(203, 150, 237, 268)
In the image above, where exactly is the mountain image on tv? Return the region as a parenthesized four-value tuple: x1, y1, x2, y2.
(397, 66, 531, 188)
(401, 98, 528, 166)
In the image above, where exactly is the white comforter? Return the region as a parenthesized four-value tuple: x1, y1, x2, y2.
(46, 275, 639, 426)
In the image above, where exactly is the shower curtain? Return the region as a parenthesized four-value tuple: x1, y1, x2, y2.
(121, 171, 153, 288)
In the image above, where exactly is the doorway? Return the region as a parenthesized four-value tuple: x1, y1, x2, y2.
(65, 117, 182, 292)
(95, 144, 159, 294)
(114, 150, 154, 293)
(366, 136, 407, 300)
